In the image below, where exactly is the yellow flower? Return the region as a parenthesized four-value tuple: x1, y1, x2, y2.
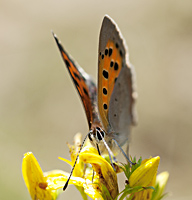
(22, 152, 65, 200)
(60, 133, 118, 199)
(22, 133, 169, 200)
(22, 151, 98, 200)
(80, 146, 119, 199)
(151, 171, 169, 200)
(129, 156, 160, 187)
(22, 133, 118, 200)
(129, 156, 160, 200)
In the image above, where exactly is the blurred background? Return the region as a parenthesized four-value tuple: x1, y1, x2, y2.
(0, 0, 192, 199)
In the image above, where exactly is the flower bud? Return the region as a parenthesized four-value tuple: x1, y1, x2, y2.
(129, 156, 160, 187)
(152, 171, 169, 200)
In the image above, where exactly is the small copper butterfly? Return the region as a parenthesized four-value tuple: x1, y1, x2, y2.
(53, 15, 137, 189)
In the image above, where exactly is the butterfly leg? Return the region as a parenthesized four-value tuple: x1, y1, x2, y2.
(126, 144, 129, 160)
(96, 143, 101, 155)
(96, 130, 117, 170)
(112, 139, 135, 166)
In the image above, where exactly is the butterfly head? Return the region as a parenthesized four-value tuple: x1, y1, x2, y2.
(88, 126, 105, 145)
(88, 125, 117, 156)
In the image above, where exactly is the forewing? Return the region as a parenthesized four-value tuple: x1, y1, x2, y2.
(98, 15, 137, 136)
(53, 33, 97, 129)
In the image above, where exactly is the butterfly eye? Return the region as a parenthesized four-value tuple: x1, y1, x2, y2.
(96, 127, 105, 141)
(96, 131, 102, 141)
(101, 130, 105, 138)
(88, 132, 93, 141)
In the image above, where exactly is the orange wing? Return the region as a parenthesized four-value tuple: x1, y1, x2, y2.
(98, 40, 123, 131)
(98, 16, 126, 131)
(53, 33, 97, 129)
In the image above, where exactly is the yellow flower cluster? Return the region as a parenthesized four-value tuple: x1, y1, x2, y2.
(22, 133, 169, 200)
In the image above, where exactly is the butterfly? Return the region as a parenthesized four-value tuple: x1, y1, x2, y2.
(52, 15, 137, 189)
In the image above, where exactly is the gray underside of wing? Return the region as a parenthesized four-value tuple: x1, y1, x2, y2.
(108, 65, 136, 146)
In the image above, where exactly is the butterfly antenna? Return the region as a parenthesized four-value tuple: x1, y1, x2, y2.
(112, 139, 135, 165)
(97, 129, 117, 170)
(63, 131, 91, 191)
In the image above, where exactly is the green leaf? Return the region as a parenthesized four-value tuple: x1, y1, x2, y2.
(117, 185, 155, 200)
(121, 156, 142, 180)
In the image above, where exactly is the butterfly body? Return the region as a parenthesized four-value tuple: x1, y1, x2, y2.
(53, 15, 137, 157)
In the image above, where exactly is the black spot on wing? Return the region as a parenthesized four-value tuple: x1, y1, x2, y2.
(65, 59, 70, 68)
(83, 87, 89, 96)
(103, 103, 108, 110)
(110, 60, 114, 67)
(72, 77, 79, 87)
(74, 72, 81, 80)
(105, 49, 108, 56)
(103, 88, 107, 95)
(114, 62, 119, 71)
(102, 70, 108, 79)
(109, 48, 113, 57)
(119, 50, 123, 57)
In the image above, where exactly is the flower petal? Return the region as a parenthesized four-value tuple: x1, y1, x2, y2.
(152, 171, 169, 200)
(129, 156, 160, 187)
(22, 152, 53, 200)
(80, 150, 118, 199)
(58, 157, 73, 166)
(83, 183, 104, 200)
